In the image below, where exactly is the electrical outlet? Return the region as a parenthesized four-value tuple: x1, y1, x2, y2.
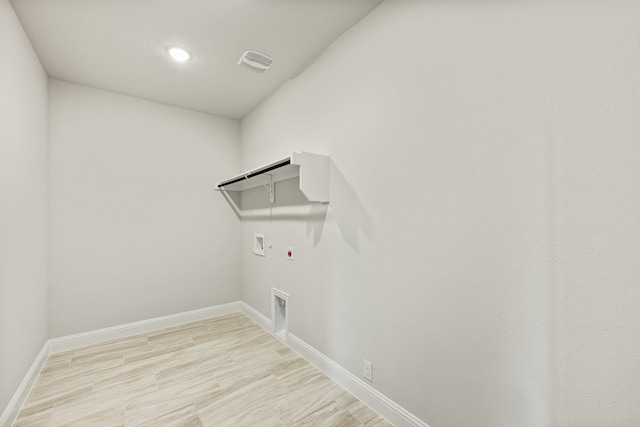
(363, 359, 373, 382)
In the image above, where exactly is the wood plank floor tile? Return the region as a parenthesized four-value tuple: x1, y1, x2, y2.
(124, 388, 197, 426)
(294, 400, 362, 427)
(198, 402, 283, 427)
(131, 404, 202, 427)
(12, 405, 53, 427)
(48, 399, 124, 426)
(13, 313, 393, 426)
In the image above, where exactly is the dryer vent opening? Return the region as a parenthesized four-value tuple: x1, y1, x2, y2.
(272, 289, 289, 342)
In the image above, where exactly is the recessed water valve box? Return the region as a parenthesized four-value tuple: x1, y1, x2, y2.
(254, 234, 265, 256)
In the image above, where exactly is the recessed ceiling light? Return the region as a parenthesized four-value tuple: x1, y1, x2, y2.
(166, 46, 191, 62)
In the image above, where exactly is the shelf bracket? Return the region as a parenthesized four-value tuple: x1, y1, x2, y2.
(263, 175, 274, 203)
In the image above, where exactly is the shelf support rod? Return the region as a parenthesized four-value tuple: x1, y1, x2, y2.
(263, 175, 274, 203)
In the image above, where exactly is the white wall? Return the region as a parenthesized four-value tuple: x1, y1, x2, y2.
(547, 3, 640, 425)
(240, 1, 640, 426)
(0, 0, 49, 413)
(48, 80, 241, 337)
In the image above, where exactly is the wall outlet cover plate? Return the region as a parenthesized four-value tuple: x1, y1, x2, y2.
(363, 359, 373, 382)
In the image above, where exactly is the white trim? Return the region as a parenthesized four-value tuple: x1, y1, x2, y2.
(2, 302, 242, 425)
(2, 301, 428, 427)
(288, 333, 429, 427)
(240, 301, 272, 332)
(0, 342, 49, 427)
(49, 301, 241, 354)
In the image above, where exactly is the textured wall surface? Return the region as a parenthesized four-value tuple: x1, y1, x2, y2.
(48, 80, 242, 337)
(547, 3, 640, 425)
(0, 0, 49, 413)
(240, 1, 640, 425)
(3, 1, 640, 425)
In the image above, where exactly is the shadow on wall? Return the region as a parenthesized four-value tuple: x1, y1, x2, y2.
(329, 160, 373, 251)
(228, 176, 328, 246)
(220, 190, 241, 219)
(218, 159, 372, 250)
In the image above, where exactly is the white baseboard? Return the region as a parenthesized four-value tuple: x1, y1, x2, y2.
(2, 301, 427, 427)
(0, 343, 49, 427)
(49, 301, 242, 354)
(287, 333, 429, 427)
(238, 302, 427, 427)
(241, 301, 272, 332)
(1, 302, 243, 426)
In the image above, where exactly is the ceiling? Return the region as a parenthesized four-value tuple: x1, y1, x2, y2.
(10, 0, 383, 119)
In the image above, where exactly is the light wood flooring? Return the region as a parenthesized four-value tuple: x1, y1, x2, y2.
(13, 313, 393, 426)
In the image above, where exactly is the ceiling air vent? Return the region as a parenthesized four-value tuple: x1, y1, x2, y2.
(238, 50, 274, 73)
